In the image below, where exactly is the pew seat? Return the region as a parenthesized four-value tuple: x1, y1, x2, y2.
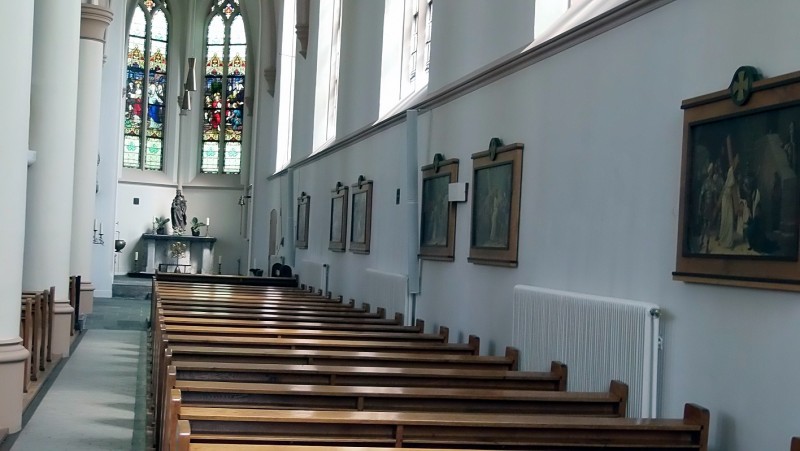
(169, 377, 627, 415)
(168, 400, 709, 450)
(172, 360, 565, 390)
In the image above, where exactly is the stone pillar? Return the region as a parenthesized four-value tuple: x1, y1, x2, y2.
(70, 4, 113, 316)
(23, 0, 81, 358)
(0, 0, 34, 434)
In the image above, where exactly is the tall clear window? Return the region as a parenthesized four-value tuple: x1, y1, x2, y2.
(123, 0, 169, 171)
(424, 0, 432, 71)
(312, 0, 342, 151)
(275, 0, 296, 171)
(201, 0, 247, 174)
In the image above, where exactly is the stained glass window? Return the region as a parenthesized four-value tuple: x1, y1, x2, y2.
(201, 0, 246, 174)
(124, 0, 169, 171)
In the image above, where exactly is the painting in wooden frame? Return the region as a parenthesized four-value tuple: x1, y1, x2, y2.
(328, 182, 348, 252)
(468, 139, 523, 267)
(295, 192, 310, 249)
(349, 176, 373, 254)
(419, 154, 458, 261)
(674, 67, 800, 291)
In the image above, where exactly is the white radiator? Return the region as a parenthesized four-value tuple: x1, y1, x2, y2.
(512, 285, 661, 418)
(299, 260, 328, 292)
(365, 269, 410, 324)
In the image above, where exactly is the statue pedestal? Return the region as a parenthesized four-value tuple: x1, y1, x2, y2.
(141, 234, 217, 274)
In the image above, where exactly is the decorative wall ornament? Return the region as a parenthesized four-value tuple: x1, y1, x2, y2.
(349, 176, 373, 254)
(329, 182, 348, 252)
(419, 154, 459, 261)
(296, 192, 310, 249)
(295, 0, 310, 58)
(674, 68, 800, 292)
(263, 68, 276, 96)
(468, 139, 523, 267)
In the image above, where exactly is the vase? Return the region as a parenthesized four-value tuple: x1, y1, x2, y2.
(114, 239, 126, 252)
(191, 229, 200, 236)
(156, 226, 167, 235)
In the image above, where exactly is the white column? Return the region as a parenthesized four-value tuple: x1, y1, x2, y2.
(0, 0, 34, 434)
(70, 4, 114, 316)
(23, 0, 81, 358)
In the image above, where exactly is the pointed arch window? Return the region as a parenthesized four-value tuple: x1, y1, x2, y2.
(201, 0, 247, 175)
(123, 0, 169, 171)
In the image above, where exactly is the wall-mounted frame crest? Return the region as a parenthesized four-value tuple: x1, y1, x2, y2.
(329, 182, 348, 252)
(349, 175, 373, 254)
(420, 154, 459, 261)
(468, 139, 523, 267)
(296, 192, 310, 249)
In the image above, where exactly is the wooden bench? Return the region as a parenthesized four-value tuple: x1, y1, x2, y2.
(165, 371, 626, 415)
(153, 273, 299, 287)
(171, 360, 564, 390)
(19, 297, 33, 393)
(184, 444, 490, 451)
(165, 396, 709, 450)
(161, 324, 448, 343)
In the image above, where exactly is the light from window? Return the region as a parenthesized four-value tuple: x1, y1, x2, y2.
(424, 0, 432, 71)
(275, 0, 297, 171)
(201, 0, 246, 175)
(409, 1, 419, 82)
(123, 0, 169, 171)
(312, 0, 342, 151)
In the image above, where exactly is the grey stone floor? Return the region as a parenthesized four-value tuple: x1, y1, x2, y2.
(2, 297, 150, 451)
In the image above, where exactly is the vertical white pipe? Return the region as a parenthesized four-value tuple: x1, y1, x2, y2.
(284, 168, 296, 267)
(406, 109, 420, 297)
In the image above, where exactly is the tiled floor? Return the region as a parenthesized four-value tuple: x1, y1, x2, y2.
(2, 298, 150, 451)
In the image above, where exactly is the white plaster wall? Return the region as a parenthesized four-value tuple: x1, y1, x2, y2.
(428, 0, 534, 92)
(258, 0, 800, 449)
(335, 0, 383, 137)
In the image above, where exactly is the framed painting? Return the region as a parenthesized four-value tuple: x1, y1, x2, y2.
(295, 192, 310, 249)
(468, 140, 523, 267)
(419, 154, 459, 261)
(674, 68, 800, 291)
(349, 176, 373, 254)
(328, 182, 348, 252)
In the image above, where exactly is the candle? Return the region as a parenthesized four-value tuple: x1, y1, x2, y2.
(93, 219, 98, 231)
(134, 252, 139, 260)
(254, 258, 257, 267)
(218, 256, 222, 264)
(206, 217, 210, 226)
(99, 222, 103, 234)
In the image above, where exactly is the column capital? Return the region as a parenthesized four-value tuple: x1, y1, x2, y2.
(80, 4, 113, 43)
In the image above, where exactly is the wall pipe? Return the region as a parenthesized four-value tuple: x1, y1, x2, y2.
(284, 167, 296, 268)
(406, 109, 421, 324)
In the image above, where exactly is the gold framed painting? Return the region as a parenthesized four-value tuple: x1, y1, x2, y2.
(329, 182, 348, 252)
(419, 155, 458, 261)
(349, 176, 373, 254)
(674, 68, 800, 291)
(468, 141, 523, 267)
(295, 192, 310, 249)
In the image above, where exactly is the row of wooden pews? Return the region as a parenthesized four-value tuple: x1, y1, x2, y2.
(20, 287, 55, 393)
(149, 273, 710, 450)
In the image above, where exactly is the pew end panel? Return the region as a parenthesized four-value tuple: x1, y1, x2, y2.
(683, 403, 710, 451)
(467, 335, 480, 355)
(792, 437, 800, 451)
(504, 347, 520, 371)
(550, 361, 567, 391)
(438, 326, 449, 343)
(608, 380, 628, 417)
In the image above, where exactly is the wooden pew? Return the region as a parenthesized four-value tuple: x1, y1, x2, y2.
(166, 373, 627, 416)
(161, 313, 416, 333)
(165, 393, 709, 450)
(161, 324, 448, 343)
(20, 292, 41, 382)
(19, 297, 32, 393)
(792, 437, 799, 451)
(172, 360, 565, 391)
(154, 273, 298, 287)
(184, 444, 490, 451)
